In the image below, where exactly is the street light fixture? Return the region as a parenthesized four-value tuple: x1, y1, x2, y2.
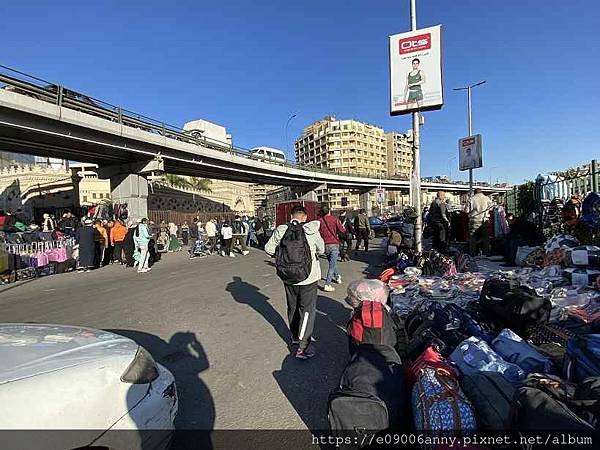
(453, 80, 486, 202)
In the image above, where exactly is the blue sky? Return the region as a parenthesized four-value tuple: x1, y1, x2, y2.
(1, 0, 599, 184)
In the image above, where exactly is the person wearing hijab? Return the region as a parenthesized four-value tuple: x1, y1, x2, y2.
(76, 218, 99, 272)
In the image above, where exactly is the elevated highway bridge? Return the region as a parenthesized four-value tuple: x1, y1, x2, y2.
(0, 65, 509, 216)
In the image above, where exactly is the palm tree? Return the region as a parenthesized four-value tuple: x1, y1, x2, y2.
(161, 174, 192, 189)
(189, 178, 212, 193)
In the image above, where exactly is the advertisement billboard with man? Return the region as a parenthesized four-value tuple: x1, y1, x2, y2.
(389, 25, 443, 116)
(459, 134, 483, 171)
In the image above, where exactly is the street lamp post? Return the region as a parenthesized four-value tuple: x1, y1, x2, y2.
(453, 80, 486, 204)
(285, 113, 297, 161)
(448, 155, 457, 182)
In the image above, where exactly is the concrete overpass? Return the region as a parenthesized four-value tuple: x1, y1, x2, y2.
(0, 66, 510, 217)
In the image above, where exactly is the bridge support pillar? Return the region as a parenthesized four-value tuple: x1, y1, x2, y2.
(97, 158, 163, 221)
(110, 173, 149, 220)
(359, 190, 373, 216)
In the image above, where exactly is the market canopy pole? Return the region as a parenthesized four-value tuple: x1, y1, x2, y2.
(410, 0, 423, 253)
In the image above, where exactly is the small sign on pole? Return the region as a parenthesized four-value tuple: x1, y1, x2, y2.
(459, 134, 483, 171)
(376, 188, 386, 204)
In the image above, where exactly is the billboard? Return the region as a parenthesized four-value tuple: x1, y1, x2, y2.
(459, 134, 483, 171)
(376, 188, 385, 204)
(389, 25, 443, 116)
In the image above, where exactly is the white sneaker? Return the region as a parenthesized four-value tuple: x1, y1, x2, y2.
(242, 250, 249, 256)
(229, 253, 236, 258)
(323, 284, 335, 292)
(221, 250, 226, 256)
(335, 274, 342, 284)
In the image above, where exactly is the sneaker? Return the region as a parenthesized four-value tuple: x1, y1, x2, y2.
(229, 253, 236, 258)
(291, 337, 316, 345)
(323, 284, 335, 292)
(295, 348, 316, 360)
(242, 250, 249, 256)
(334, 274, 343, 284)
(221, 251, 226, 256)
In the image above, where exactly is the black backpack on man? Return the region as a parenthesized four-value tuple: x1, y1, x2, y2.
(275, 221, 312, 284)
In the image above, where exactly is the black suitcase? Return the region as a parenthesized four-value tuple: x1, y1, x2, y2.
(328, 345, 404, 439)
(462, 372, 516, 431)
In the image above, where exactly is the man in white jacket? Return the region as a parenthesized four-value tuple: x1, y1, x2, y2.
(265, 205, 325, 360)
(469, 188, 493, 256)
(204, 218, 218, 254)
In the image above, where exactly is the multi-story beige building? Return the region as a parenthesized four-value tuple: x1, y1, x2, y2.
(295, 116, 388, 209)
(251, 184, 272, 212)
(386, 130, 413, 179)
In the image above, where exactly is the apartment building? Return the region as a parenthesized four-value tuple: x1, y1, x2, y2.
(386, 130, 413, 179)
(295, 116, 388, 209)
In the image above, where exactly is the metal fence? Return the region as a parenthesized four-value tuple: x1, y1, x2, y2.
(504, 159, 599, 217)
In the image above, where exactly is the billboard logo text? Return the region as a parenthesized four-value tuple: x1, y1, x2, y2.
(461, 137, 475, 146)
(399, 33, 431, 54)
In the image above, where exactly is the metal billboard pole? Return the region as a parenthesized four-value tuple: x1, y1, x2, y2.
(410, 0, 423, 253)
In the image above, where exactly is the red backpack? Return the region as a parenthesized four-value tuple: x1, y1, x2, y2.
(348, 301, 397, 349)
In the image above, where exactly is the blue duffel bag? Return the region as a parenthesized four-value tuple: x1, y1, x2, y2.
(563, 334, 600, 383)
(449, 336, 525, 383)
(412, 366, 476, 433)
(492, 328, 552, 375)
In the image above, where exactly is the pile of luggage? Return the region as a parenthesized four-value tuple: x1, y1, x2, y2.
(328, 278, 600, 443)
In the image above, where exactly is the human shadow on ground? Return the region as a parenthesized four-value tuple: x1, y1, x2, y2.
(349, 248, 385, 279)
(225, 275, 291, 346)
(272, 293, 353, 432)
(107, 329, 214, 449)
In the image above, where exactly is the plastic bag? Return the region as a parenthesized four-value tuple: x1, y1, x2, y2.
(346, 279, 389, 308)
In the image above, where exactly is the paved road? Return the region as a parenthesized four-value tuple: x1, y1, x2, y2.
(0, 244, 382, 431)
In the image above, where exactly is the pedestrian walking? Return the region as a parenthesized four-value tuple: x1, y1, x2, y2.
(339, 211, 354, 261)
(469, 188, 492, 256)
(265, 205, 324, 360)
(76, 218, 98, 272)
(319, 205, 346, 292)
(134, 218, 152, 273)
(231, 215, 249, 255)
(354, 209, 371, 251)
(181, 221, 190, 246)
(220, 220, 234, 257)
(429, 191, 451, 254)
(111, 219, 127, 264)
(254, 216, 266, 248)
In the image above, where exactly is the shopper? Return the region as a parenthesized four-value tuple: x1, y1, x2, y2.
(76, 218, 98, 272)
(220, 220, 234, 257)
(429, 191, 451, 254)
(168, 222, 182, 252)
(181, 221, 190, 246)
(231, 215, 249, 255)
(103, 220, 115, 266)
(134, 218, 152, 273)
(189, 218, 199, 244)
(254, 216, 266, 248)
(59, 211, 79, 238)
(265, 205, 324, 360)
(205, 218, 218, 254)
(354, 209, 371, 251)
(111, 219, 128, 264)
(123, 220, 138, 267)
(469, 188, 493, 256)
(93, 220, 108, 268)
(319, 205, 346, 292)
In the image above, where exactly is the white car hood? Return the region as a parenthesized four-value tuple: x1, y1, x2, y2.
(0, 323, 137, 384)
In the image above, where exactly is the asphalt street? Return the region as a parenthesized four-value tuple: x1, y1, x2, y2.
(0, 243, 383, 431)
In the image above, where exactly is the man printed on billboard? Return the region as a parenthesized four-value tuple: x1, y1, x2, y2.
(404, 58, 426, 109)
(462, 146, 481, 170)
